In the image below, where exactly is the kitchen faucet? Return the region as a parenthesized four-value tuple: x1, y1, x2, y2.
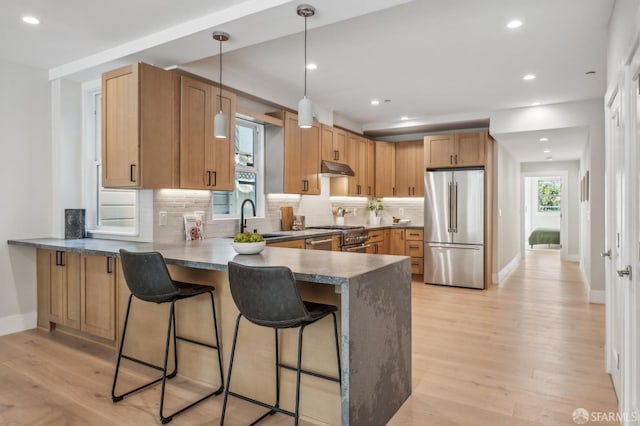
(239, 199, 256, 234)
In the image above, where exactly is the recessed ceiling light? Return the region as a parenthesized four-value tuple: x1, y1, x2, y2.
(546, 156, 553, 161)
(401, 116, 409, 121)
(507, 19, 522, 29)
(543, 149, 551, 154)
(306, 63, 317, 70)
(22, 15, 40, 25)
(531, 102, 541, 106)
(370, 100, 380, 106)
(523, 74, 536, 81)
(539, 137, 548, 142)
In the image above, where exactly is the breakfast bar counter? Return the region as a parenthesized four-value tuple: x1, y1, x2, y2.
(8, 238, 412, 426)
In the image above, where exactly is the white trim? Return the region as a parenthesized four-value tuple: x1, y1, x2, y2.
(0, 312, 37, 336)
(565, 254, 580, 262)
(498, 253, 521, 283)
(589, 290, 606, 305)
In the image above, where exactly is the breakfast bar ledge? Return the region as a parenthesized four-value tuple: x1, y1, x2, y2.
(8, 237, 412, 426)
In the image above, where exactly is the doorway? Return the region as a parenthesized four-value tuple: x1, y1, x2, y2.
(520, 171, 569, 260)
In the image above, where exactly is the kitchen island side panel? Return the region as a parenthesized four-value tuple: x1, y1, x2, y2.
(346, 258, 412, 426)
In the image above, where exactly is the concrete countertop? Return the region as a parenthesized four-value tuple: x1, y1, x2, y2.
(8, 237, 409, 286)
(362, 224, 424, 230)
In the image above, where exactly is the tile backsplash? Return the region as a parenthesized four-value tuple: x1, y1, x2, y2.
(153, 189, 425, 243)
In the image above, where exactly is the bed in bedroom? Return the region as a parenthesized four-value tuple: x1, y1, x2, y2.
(528, 228, 560, 248)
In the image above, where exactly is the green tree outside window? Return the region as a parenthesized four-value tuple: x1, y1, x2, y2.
(538, 180, 561, 212)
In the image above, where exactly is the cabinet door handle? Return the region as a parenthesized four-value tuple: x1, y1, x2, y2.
(55, 251, 60, 266)
(206, 171, 211, 186)
(59, 251, 65, 267)
(130, 164, 136, 182)
(368, 186, 371, 196)
(408, 187, 411, 196)
(450, 155, 453, 165)
(393, 187, 396, 196)
(334, 150, 339, 161)
(212, 171, 217, 187)
(455, 154, 458, 164)
(401, 231, 404, 241)
(374, 244, 379, 254)
(106, 257, 113, 274)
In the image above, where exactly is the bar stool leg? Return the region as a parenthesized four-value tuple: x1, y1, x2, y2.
(274, 328, 280, 409)
(331, 312, 341, 383)
(294, 324, 307, 426)
(159, 301, 177, 424)
(111, 294, 133, 402)
(220, 313, 242, 426)
(209, 291, 224, 393)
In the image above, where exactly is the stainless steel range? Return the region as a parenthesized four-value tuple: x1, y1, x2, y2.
(307, 225, 370, 252)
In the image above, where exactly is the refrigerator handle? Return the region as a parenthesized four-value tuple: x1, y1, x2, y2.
(454, 182, 459, 233)
(447, 182, 452, 233)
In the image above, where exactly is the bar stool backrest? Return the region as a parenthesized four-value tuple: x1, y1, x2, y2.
(227, 262, 311, 328)
(119, 249, 179, 303)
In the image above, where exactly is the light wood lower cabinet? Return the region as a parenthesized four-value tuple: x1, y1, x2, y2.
(37, 249, 116, 342)
(389, 229, 406, 255)
(366, 230, 386, 254)
(82, 255, 116, 340)
(267, 239, 306, 249)
(388, 229, 424, 275)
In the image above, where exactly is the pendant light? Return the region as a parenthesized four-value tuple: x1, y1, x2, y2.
(212, 31, 230, 138)
(297, 4, 315, 129)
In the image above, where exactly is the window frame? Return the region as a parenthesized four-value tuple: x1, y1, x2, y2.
(536, 178, 561, 213)
(212, 117, 265, 219)
(82, 81, 140, 236)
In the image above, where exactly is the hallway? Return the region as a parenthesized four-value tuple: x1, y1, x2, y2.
(390, 250, 618, 425)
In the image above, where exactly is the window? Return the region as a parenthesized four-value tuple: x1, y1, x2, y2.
(537, 179, 561, 212)
(85, 88, 138, 234)
(213, 118, 264, 218)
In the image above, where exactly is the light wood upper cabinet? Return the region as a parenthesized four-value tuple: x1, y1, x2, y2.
(345, 134, 373, 196)
(395, 141, 424, 197)
(274, 111, 321, 195)
(81, 255, 116, 340)
(102, 63, 179, 189)
(180, 76, 236, 191)
(375, 141, 396, 197)
(321, 125, 346, 163)
(424, 132, 487, 168)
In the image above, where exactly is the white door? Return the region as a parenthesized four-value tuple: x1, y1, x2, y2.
(607, 92, 627, 402)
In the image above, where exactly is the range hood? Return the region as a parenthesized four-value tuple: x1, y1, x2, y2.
(321, 160, 355, 177)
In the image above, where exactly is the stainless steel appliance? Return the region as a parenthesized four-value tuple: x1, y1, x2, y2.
(424, 169, 484, 289)
(307, 225, 370, 252)
(305, 236, 333, 251)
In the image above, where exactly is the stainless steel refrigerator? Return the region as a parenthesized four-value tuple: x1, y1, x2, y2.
(424, 169, 484, 289)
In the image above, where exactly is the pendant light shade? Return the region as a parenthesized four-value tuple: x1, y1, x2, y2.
(297, 5, 315, 129)
(212, 31, 230, 139)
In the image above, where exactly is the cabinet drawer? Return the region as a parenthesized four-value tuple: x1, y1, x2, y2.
(406, 229, 423, 241)
(368, 230, 384, 243)
(405, 241, 423, 257)
(267, 239, 305, 249)
(410, 257, 423, 275)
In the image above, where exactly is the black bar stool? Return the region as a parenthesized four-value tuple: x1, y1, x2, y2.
(221, 261, 341, 426)
(112, 249, 224, 424)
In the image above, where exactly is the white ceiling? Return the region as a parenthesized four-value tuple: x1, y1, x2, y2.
(497, 127, 589, 163)
(2, 0, 614, 163)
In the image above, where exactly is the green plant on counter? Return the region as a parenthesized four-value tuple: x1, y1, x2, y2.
(233, 231, 264, 243)
(367, 198, 384, 212)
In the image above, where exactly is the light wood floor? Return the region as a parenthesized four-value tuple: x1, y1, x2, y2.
(0, 250, 617, 425)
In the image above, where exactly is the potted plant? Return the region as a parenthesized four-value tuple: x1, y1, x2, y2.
(367, 198, 384, 224)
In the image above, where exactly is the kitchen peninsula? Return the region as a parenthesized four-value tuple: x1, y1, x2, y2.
(8, 237, 412, 426)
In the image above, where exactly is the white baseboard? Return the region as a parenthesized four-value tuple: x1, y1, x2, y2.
(589, 290, 605, 304)
(579, 262, 605, 304)
(0, 312, 37, 337)
(564, 254, 579, 262)
(497, 253, 521, 284)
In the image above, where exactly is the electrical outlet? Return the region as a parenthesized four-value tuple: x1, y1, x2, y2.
(352, 207, 357, 216)
(158, 211, 167, 226)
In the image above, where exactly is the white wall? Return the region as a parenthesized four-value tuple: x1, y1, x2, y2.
(0, 59, 52, 335)
(606, 0, 640, 89)
(496, 143, 521, 272)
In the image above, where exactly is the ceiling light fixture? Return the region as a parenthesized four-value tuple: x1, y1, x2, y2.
(212, 31, 230, 139)
(506, 19, 522, 29)
(539, 137, 548, 142)
(523, 74, 536, 81)
(543, 149, 551, 153)
(306, 63, 317, 70)
(371, 100, 380, 106)
(297, 4, 316, 129)
(401, 116, 409, 121)
(531, 102, 541, 106)
(22, 15, 40, 25)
